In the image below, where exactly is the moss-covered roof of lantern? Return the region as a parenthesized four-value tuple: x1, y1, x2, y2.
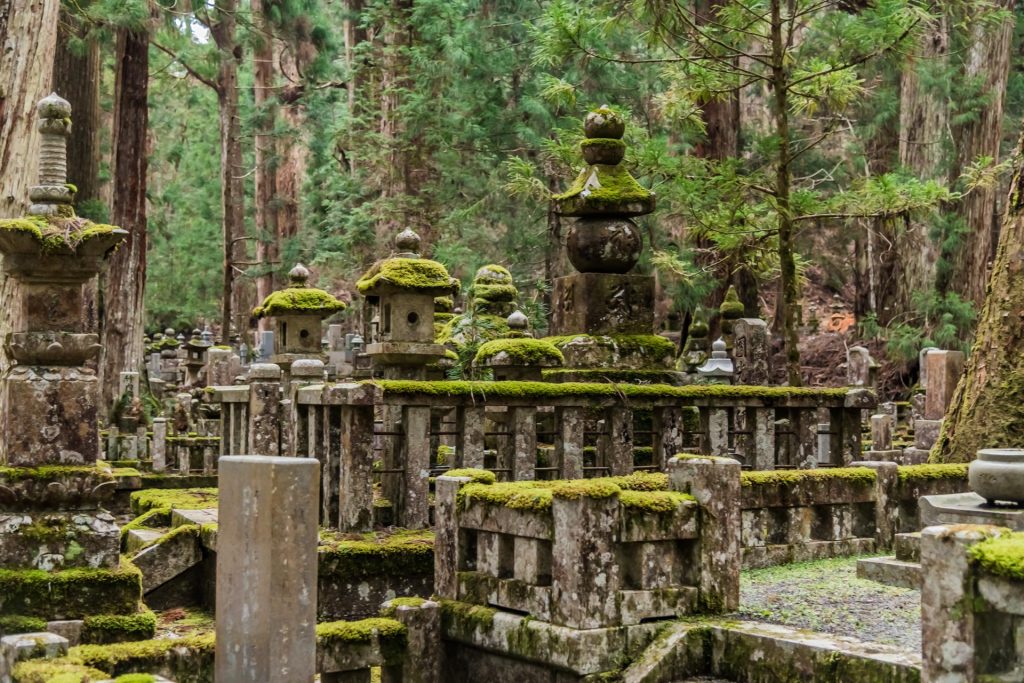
(0, 213, 123, 254)
(253, 286, 346, 319)
(552, 164, 655, 217)
(474, 338, 564, 367)
(357, 257, 459, 295)
(472, 283, 518, 303)
(473, 264, 513, 285)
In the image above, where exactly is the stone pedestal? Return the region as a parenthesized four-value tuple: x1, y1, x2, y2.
(215, 455, 320, 683)
(550, 272, 654, 336)
(733, 319, 770, 385)
(923, 350, 964, 420)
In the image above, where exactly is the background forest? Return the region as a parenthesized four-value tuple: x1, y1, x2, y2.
(3, 0, 1023, 397)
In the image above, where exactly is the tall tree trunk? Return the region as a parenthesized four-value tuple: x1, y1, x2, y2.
(101, 28, 149, 411)
(0, 0, 59, 379)
(935, 124, 1024, 462)
(943, 5, 1014, 305)
(253, 0, 278, 332)
(53, 5, 101, 214)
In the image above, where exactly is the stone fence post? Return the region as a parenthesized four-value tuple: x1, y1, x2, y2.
(669, 455, 741, 612)
(215, 455, 320, 682)
(851, 460, 899, 550)
(380, 599, 441, 683)
(434, 474, 472, 600)
(151, 417, 168, 472)
(248, 363, 283, 456)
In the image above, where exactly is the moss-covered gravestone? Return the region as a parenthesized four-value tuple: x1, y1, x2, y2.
(0, 95, 143, 634)
(253, 263, 345, 378)
(357, 229, 459, 379)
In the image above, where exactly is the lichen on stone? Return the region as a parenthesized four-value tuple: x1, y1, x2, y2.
(474, 339, 564, 367)
(356, 257, 457, 294)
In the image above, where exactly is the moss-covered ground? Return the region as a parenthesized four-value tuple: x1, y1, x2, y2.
(735, 555, 920, 652)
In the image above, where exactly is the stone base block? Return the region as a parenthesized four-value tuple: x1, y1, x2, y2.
(900, 447, 931, 464)
(0, 511, 119, 570)
(1, 631, 68, 680)
(921, 492, 1024, 529)
(913, 419, 941, 450)
(546, 334, 675, 372)
(131, 526, 203, 594)
(550, 273, 654, 336)
(0, 562, 142, 620)
(855, 556, 921, 589)
(1, 366, 99, 466)
(895, 532, 920, 562)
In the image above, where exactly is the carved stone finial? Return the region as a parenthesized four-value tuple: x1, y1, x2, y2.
(29, 93, 74, 216)
(395, 228, 421, 257)
(507, 310, 529, 331)
(289, 263, 310, 286)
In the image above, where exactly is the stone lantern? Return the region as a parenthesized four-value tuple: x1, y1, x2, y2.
(252, 263, 346, 377)
(0, 94, 131, 578)
(356, 229, 459, 378)
(473, 310, 564, 381)
(183, 327, 212, 386)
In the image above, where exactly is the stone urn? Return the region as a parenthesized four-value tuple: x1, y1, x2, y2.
(970, 448, 1024, 505)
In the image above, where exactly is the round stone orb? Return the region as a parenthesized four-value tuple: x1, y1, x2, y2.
(582, 139, 626, 165)
(566, 217, 642, 274)
(970, 448, 1024, 505)
(584, 107, 626, 139)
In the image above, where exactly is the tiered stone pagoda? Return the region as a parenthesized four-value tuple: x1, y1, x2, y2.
(357, 229, 459, 378)
(252, 263, 345, 379)
(0, 95, 142, 628)
(547, 106, 680, 383)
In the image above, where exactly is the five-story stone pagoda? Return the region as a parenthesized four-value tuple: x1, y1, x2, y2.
(547, 106, 680, 384)
(0, 95, 143, 639)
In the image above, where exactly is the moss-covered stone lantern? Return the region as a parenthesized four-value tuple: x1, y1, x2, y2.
(253, 263, 346, 376)
(473, 311, 564, 381)
(357, 229, 460, 378)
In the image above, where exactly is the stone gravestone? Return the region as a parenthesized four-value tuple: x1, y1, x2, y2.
(923, 350, 964, 420)
(846, 346, 877, 388)
(732, 318, 770, 385)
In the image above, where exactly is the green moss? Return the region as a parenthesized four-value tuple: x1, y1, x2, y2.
(81, 611, 157, 644)
(541, 368, 680, 384)
(118, 509, 171, 548)
(897, 463, 969, 483)
(11, 659, 108, 683)
(552, 479, 621, 500)
(968, 531, 1024, 581)
(473, 264, 513, 285)
(369, 379, 851, 402)
(68, 633, 214, 674)
(380, 596, 427, 617)
(440, 599, 497, 630)
(719, 285, 744, 318)
(741, 467, 876, 488)
(0, 466, 113, 483)
(434, 296, 454, 312)
(457, 481, 554, 512)
(139, 524, 200, 551)
(617, 489, 695, 513)
(0, 559, 142, 619)
(252, 286, 345, 318)
(475, 339, 563, 367)
(580, 137, 626, 152)
(316, 617, 406, 642)
(456, 473, 673, 513)
(114, 675, 157, 683)
(319, 529, 434, 581)
(442, 468, 497, 484)
(129, 488, 217, 515)
(472, 283, 518, 303)
(552, 164, 652, 205)
(19, 517, 74, 545)
(357, 257, 456, 294)
(0, 614, 47, 634)
(0, 214, 124, 254)
(543, 333, 676, 359)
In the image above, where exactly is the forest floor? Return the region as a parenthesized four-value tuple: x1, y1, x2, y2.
(735, 555, 921, 652)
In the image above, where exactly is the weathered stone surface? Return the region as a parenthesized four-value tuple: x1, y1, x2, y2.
(44, 620, 82, 647)
(131, 525, 203, 594)
(380, 599, 441, 683)
(550, 273, 654, 337)
(1, 631, 68, 683)
(870, 413, 893, 451)
(846, 346, 876, 388)
(0, 511, 118, 570)
(923, 349, 964, 420)
(921, 492, 1024, 530)
(913, 418, 941, 450)
(855, 556, 921, 589)
(215, 455, 320, 682)
(732, 318, 770, 385)
(151, 417, 168, 472)
(248, 363, 282, 457)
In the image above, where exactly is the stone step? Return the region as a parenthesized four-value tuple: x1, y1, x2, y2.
(856, 556, 921, 589)
(124, 527, 167, 555)
(170, 507, 218, 529)
(131, 526, 204, 594)
(894, 532, 920, 562)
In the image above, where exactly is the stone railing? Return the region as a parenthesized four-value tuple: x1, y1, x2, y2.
(921, 525, 1024, 681)
(434, 456, 741, 629)
(739, 462, 969, 568)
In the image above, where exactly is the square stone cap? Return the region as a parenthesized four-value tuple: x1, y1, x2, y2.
(219, 455, 320, 469)
(921, 492, 1024, 530)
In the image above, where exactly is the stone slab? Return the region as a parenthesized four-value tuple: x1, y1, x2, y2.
(1, 632, 68, 683)
(920, 492, 1024, 530)
(856, 556, 921, 589)
(550, 272, 655, 336)
(131, 527, 203, 594)
(895, 532, 920, 562)
(171, 507, 218, 529)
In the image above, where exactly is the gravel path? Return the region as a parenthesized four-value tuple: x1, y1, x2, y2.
(735, 555, 921, 652)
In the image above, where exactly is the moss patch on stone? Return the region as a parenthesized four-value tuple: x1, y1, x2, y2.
(252, 287, 345, 318)
(0, 465, 113, 483)
(442, 468, 497, 484)
(317, 617, 407, 663)
(440, 599, 497, 630)
(475, 339, 563, 367)
(741, 467, 876, 488)
(381, 596, 428, 617)
(357, 257, 456, 294)
(968, 531, 1024, 581)
(473, 264, 513, 285)
(472, 283, 518, 303)
(457, 481, 555, 512)
(129, 488, 218, 515)
(456, 472, 673, 513)
(0, 214, 122, 254)
(67, 633, 214, 675)
(11, 659, 108, 683)
(618, 489, 695, 513)
(551, 479, 621, 500)
(896, 463, 969, 483)
(434, 296, 454, 312)
(119, 509, 171, 548)
(541, 368, 680, 383)
(319, 529, 434, 581)
(0, 614, 47, 635)
(82, 611, 157, 644)
(0, 559, 142, 619)
(553, 164, 652, 205)
(544, 333, 676, 359)
(113, 675, 158, 683)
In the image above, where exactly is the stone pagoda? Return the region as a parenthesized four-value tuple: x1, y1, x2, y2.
(0, 95, 142, 631)
(356, 229, 459, 379)
(547, 106, 680, 383)
(252, 263, 346, 380)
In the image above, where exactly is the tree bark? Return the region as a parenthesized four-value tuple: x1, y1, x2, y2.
(935, 124, 1024, 462)
(253, 0, 278, 332)
(943, 4, 1014, 305)
(53, 6, 101, 213)
(100, 28, 149, 411)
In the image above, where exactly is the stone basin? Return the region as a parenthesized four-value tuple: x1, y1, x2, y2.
(969, 448, 1024, 505)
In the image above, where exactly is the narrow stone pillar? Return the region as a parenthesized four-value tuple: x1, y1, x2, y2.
(551, 489, 622, 628)
(511, 406, 537, 481)
(403, 405, 431, 528)
(794, 410, 817, 468)
(151, 418, 168, 472)
(338, 404, 374, 532)
(654, 407, 685, 470)
(752, 407, 776, 470)
(606, 407, 633, 475)
(924, 350, 965, 420)
(706, 408, 729, 456)
(380, 599, 441, 683)
(851, 460, 898, 550)
(669, 455, 741, 612)
(870, 414, 893, 451)
(921, 524, 1007, 683)
(830, 407, 862, 466)
(215, 455, 320, 683)
(248, 363, 282, 456)
(555, 406, 584, 479)
(434, 474, 471, 599)
(456, 405, 485, 468)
